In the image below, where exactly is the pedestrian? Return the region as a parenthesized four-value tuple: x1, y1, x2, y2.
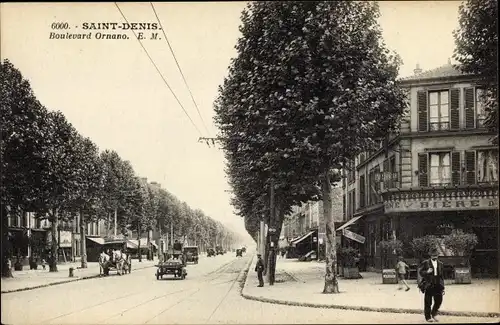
(255, 253, 265, 287)
(418, 248, 445, 323)
(41, 258, 47, 270)
(395, 256, 410, 291)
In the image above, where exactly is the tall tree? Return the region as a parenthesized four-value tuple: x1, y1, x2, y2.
(215, 1, 406, 292)
(72, 135, 105, 268)
(453, 0, 498, 139)
(31, 111, 85, 272)
(1, 60, 50, 276)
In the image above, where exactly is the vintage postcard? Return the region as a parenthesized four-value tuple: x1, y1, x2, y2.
(1, 1, 498, 324)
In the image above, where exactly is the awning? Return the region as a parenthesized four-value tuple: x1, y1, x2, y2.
(337, 215, 364, 232)
(127, 239, 158, 249)
(87, 237, 105, 245)
(291, 230, 315, 245)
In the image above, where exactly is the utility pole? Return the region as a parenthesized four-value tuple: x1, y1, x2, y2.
(114, 208, 118, 237)
(267, 178, 277, 286)
(170, 223, 174, 249)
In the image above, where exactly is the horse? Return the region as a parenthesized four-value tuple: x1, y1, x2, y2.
(99, 251, 110, 276)
(112, 249, 130, 275)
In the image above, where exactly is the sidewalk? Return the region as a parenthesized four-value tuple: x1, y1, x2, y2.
(242, 257, 500, 318)
(1, 258, 158, 293)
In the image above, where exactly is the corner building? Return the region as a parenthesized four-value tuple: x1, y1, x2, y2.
(342, 62, 498, 277)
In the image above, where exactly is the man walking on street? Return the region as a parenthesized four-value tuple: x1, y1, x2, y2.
(418, 249, 445, 322)
(255, 253, 265, 287)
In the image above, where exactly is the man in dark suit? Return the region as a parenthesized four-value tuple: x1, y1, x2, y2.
(255, 253, 265, 287)
(418, 249, 445, 322)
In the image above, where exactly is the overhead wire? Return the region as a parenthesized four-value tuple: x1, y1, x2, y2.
(149, 2, 212, 137)
(114, 2, 204, 137)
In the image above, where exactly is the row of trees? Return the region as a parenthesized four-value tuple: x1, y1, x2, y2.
(1, 59, 238, 275)
(214, 0, 497, 294)
(214, 1, 407, 293)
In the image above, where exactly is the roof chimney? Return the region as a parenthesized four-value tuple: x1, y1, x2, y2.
(414, 63, 422, 75)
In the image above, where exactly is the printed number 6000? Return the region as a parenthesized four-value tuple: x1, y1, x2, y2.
(51, 23, 69, 30)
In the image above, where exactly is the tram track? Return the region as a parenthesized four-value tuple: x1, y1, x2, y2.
(144, 256, 250, 324)
(40, 257, 244, 324)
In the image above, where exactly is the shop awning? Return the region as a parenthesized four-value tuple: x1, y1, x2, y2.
(87, 237, 105, 245)
(337, 215, 364, 232)
(127, 239, 158, 249)
(291, 230, 315, 245)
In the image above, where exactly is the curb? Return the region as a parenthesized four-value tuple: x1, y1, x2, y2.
(238, 255, 254, 291)
(1, 264, 156, 294)
(239, 263, 499, 319)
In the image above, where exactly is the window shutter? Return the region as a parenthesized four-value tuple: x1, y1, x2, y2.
(418, 91, 428, 132)
(451, 151, 461, 185)
(465, 151, 476, 185)
(450, 89, 460, 130)
(418, 153, 428, 187)
(464, 88, 475, 129)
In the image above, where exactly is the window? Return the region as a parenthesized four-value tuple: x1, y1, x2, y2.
(429, 91, 449, 131)
(477, 150, 498, 183)
(429, 152, 451, 186)
(476, 88, 487, 128)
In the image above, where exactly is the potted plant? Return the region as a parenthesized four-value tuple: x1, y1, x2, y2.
(338, 246, 361, 279)
(410, 235, 440, 263)
(443, 229, 478, 284)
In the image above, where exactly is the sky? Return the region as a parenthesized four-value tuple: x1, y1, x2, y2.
(1, 1, 462, 243)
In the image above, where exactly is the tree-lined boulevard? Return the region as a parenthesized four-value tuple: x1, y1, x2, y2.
(1, 0, 498, 324)
(1, 60, 240, 275)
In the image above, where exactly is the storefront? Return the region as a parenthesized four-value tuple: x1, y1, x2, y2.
(288, 228, 318, 259)
(383, 186, 499, 276)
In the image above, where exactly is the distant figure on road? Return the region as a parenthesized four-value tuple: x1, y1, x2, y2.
(395, 256, 410, 291)
(418, 249, 445, 323)
(255, 253, 265, 287)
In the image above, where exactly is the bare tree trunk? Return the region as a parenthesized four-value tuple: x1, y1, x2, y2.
(322, 170, 340, 293)
(114, 208, 118, 237)
(49, 209, 59, 272)
(137, 224, 142, 262)
(106, 212, 111, 237)
(80, 210, 87, 268)
(147, 229, 151, 261)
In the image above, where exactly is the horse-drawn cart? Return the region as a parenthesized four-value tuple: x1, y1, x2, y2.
(99, 240, 132, 276)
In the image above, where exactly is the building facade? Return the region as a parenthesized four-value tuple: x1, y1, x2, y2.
(282, 185, 344, 258)
(5, 211, 106, 265)
(342, 62, 498, 276)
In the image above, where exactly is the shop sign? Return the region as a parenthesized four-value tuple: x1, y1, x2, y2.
(384, 198, 498, 213)
(342, 229, 366, 244)
(59, 231, 72, 248)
